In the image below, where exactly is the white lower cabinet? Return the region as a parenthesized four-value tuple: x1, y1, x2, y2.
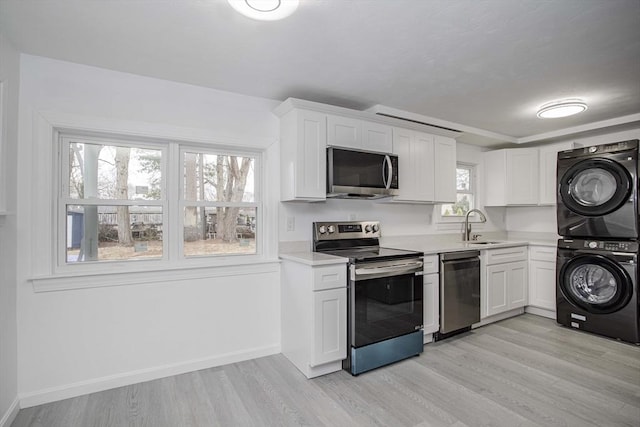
(422, 254, 440, 338)
(311, 287, 347, 367)
(482, 246, 528, 319)
(527, 245, 557, 316)
(281, 261, 347, 378)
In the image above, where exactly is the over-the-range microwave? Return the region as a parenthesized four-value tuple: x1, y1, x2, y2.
(326, 147, 399, 199)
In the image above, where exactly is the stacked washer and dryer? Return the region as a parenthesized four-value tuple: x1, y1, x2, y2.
(556, 139, 639, 344)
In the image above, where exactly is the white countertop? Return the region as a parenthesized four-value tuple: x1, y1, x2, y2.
(279, 238, 556, 266)
(382, 239, 530, 255)
(279, 251, 349, 266)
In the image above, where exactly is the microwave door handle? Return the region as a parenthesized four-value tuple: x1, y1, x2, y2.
(382, 155, 392, 189)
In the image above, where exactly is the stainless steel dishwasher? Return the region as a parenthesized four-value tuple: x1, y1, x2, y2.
(434, 250, 481, 341)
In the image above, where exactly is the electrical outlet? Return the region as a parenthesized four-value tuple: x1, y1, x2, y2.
(286, 216, 295, 232)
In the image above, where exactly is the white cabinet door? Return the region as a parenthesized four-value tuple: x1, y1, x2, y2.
(486, 264, 509, 317)
(311, 288, 347, 367)
(506, 149, 539, 205)
(433, 136, 457, 203)
(485, 148, 539, 206)
(529, 260, 556, 310)
(392, 128, 435, 202)
(362, 121, 393, 153)
(423, 273, 439, 334)
(485, 260, 528, 317)
(393, 128, 414, 200)
(508, 261, 528, 309)
(280, 109, 326, 201)
(327, 115, 361, 149)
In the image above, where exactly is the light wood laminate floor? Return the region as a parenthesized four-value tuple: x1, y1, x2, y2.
(12, 314, 640, 427)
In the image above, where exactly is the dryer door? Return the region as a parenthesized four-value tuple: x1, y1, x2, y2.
(559, 254, 633, 314)
(559, 158, 632, 217)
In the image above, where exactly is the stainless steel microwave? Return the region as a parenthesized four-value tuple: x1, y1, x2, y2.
(326, 147, 399, 199)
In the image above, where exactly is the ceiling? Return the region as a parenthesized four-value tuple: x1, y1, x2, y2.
(1, 0, 639, 147)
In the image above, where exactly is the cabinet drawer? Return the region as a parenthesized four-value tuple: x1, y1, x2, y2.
(529, 245, 557, 262)
(422, 255, 439, 274)
(313, 265, 347, 291)
(485, 246, 527, 265)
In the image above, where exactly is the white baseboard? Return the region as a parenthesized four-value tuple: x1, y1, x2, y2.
(19, 343, 280, 409)
(472, 307, 525, 328)
(525, 306, 556, 319)
(0, 397, 20, 427)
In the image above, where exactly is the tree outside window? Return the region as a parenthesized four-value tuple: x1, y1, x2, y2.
(60, 135, 260, 265)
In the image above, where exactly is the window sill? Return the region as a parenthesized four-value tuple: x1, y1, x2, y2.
(30, 258, 281, 293)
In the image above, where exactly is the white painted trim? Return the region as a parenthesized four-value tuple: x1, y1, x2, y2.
(38, 110, 277, 149)
(473, 307, 525, 328)
(19, 343, 281, 408)
(0, 397, 19, 427)
(273, 98, 462, 138)
(516, 113, 640, 144)
(366, 104, 515, 143)
(525, 305, 556, 319)
(31, 260, 280, 292)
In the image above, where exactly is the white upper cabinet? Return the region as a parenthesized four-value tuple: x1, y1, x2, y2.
(484, 148, 539, 206)
(327, 114, 392, 153)
(362, 121, 393, 153)
(538, 142, 575, 205)
(433, 136, 457, 203)
(327, 115, 361, 149)
(392, 129, 456, 203)
(393, 128, 435, 202)
(274, 98, 460, 202)
(485, 143, 577, 206)
(279, 109, 327, 201)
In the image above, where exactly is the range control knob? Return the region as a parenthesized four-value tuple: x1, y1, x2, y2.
(365, 224, 372, 233)
(372, 224, 379, 232)
(327, 225, 336, 234)
(318, 225, 327, 234)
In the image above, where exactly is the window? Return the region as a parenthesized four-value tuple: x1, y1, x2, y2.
(181, 150, 258, 257)
(440, 163, 476, 219)
(58, 134, 260, 266)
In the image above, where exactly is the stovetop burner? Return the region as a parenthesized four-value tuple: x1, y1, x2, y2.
(321, 247, 422, 263)
(312, 221, 422, 262)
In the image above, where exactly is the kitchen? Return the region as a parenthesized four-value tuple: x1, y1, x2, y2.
(1, 1, 639, 426)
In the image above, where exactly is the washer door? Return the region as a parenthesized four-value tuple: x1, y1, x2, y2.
(559, 254, 633, 314)
(559, 158, 632, 216)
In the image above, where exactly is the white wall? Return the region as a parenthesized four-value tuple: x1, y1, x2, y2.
(505, 128, 640, 233)
(0, 33, 20, 426)
(279, 142, 505, 244)
(16, 55, 282, 406)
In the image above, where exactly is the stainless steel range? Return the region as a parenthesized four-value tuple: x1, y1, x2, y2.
(313, 221, 424, 375)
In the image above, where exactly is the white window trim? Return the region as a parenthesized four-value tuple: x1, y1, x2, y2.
(435, 162, 484, 228)
(29, 110, 279, 291)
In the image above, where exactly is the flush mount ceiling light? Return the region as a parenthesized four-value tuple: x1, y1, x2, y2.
(536, 99, 588, 119)
(228, 0, 299, 21)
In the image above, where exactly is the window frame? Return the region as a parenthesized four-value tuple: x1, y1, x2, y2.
(178, 146, 262, 260)
(53, 132, 264, 274)
(56, 134, 169, 269)
(436, 162, 480, 224)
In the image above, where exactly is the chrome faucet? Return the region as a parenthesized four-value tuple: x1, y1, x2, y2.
(463, 209, 487, 241)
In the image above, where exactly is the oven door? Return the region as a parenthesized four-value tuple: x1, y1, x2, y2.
(349, 259, 424, 348)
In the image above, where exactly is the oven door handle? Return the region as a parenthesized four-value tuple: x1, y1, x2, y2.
(353, 261, 423, 280)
